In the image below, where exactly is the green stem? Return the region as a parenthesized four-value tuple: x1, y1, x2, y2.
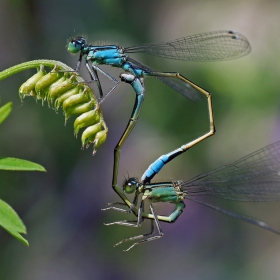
(0, 60, 77, 81)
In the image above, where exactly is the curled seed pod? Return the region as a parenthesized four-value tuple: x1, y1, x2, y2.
(35, 67, 63, 99)
(92, 130, 107, 154)
(64, 100, 96, 120)
(47, 75, 76, 106)
(54, 87, 80, 111)
(19, 64, 108, 154)
(62, 88, 91, 111)
(74, 109, 100, 136)
(19, 65, 46, 101)
(45, 76, 67, 104)
(82, 123, 104, 148)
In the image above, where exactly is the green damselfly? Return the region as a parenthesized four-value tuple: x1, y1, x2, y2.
(103, 140, 280, 251)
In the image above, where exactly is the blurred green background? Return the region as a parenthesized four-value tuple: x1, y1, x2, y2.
(1, 0, 280, 279)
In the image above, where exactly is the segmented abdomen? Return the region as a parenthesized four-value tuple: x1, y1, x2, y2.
(19, 65, 107, 154)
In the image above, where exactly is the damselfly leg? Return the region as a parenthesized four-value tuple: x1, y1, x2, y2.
(104, 196, 164, 252)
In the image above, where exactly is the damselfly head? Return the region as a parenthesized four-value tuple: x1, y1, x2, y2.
(123, 177, 139, 194)
(67, 36, 87, 54)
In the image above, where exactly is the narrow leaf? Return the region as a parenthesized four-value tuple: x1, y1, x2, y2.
(0, 199, 26, 232)
(0, 157, 46, 171)
(0, 102, 12, 124)
(0, 199, 29, 246)
(4, 228, 29, 246)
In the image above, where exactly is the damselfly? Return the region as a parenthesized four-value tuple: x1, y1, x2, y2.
(67, 30, 250, 101)
(67, 30, 250, 207)
(103, 140, 280, 251)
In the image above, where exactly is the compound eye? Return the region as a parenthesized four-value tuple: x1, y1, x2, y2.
(123, 178, 138, 194)
(67, 40, 82, 54)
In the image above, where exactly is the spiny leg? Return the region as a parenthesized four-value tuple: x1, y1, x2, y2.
(85, 62, 120, 100)
(113, 218, 155, 249)
(53, 53, 83, 74)
(85, 61, 103, 98)
(120, 201, 186, 251)
(54, 56, 105, 99)
(102, 190, 140, 213)
(110, 200, 153, 248)
(107, 199, 186, 251)
(75, 53, 83, 71)
(104, 199, 144, 228)
(60, 58, 120, 100)
(101, 202, 130, 213)
(93, 65, 120, 102)
(122, 204, 164, 252)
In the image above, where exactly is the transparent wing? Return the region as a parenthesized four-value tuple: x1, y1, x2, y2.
(125, 31, 251, 61)
(182, 140, 280, 201)
(127, 57, 203, 101)
(188, 197, 280, 235)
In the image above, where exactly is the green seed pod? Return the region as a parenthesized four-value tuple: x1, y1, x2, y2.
(62, 89, 91, 111)
(54, 86, 80, 111)
(64, 100, 95, 120)
(73, 109, 100, 136)
(81, 122, 103, 147)
(19, 66, 46, 100)
(92, 130, 108, 154)
(18, 63, 108, 153)
(47, 75, 76, 105)
(35, 69, 63, 99)
(45, 76, 67, 103)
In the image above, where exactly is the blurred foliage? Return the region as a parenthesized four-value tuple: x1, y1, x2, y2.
(0, 102, 46, 246)
(1, 0, 280, 280)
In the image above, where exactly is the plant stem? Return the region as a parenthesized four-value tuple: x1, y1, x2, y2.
(0, 60, 76, 81)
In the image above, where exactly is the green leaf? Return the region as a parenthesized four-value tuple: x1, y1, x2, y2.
(4, 228, 29, 246)
(0, 199, 29, 246)
(0, 157, 46, 171)
(0, 102, 12, 124)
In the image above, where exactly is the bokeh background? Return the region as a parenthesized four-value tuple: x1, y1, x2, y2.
(1, 0, 280, 279)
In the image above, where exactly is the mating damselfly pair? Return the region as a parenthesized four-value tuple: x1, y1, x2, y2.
(66, 30, 280, 251)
